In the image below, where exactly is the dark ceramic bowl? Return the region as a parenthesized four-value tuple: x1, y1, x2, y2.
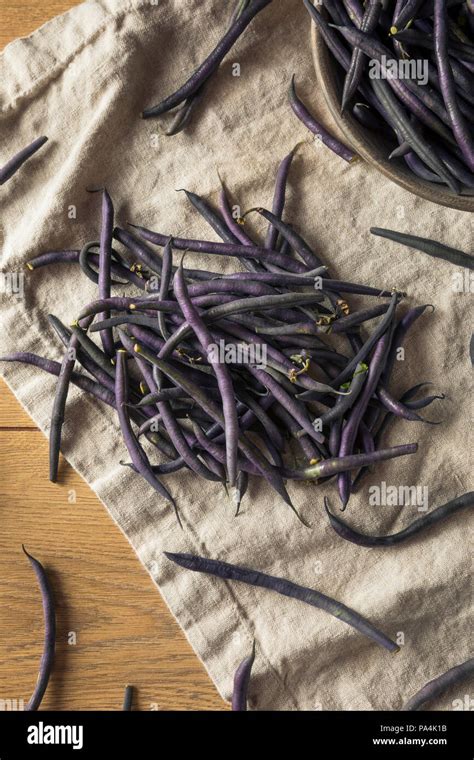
(311, 24, 474, 213)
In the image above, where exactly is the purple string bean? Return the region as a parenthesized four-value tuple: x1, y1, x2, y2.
(325, 491, 474, 547)
(0, 136, 48, 185)
(164, 551, 400, 652)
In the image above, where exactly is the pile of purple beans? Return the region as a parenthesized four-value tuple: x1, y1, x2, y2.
(1, 149, 446, 526)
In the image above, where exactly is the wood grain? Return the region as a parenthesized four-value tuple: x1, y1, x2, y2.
(0, 0, 226, 712)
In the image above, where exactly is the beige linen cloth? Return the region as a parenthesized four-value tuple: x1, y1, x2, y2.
(0, 0, 472, 711)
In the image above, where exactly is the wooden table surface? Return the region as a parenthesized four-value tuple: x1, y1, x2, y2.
(0, 1, 225, 712)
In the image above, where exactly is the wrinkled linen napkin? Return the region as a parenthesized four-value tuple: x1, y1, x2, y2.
(0, 0, 472, 710)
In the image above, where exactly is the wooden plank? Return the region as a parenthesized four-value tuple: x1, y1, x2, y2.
(0, 379, 39, 428)
(0, 2, 82, 49)
(0, 427, 226, 710)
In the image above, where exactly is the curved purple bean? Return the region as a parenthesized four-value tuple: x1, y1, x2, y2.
(232, 642, 255, 710)
(164, 552, 400, 652)
(0, 136, 48, 185)
(265, 148, 297, 251)
(289, 76, 356, 164)
(376, 384, 440, 422)
(404, 391, 445, 409)
(402, 658, 474, 710)
(325, 491, 473, 547)
(77, 243, 143, 287)
(22, 546, 56, 711)
(142, 0, 273, 117)
(404, 150, 445, 182)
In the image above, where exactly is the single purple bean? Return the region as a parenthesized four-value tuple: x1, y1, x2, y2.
(325, 491, 474, 547)
(265, 148, 297, 251)
(370, 227, 473, 268)
(164, 551, 400, 652)
(122, 685, 134, 711)
(179, 188, 240, 244)
(218, 181, 254, 245)
(26, 251, 80, 269)
(402, 658, 474, 710)
(289, 76, 356, 164)
(233, 470, 249, 516)
(0, 136, 48, 185)
(96, 189, 115, 357)
(22, 547, 56, 711)
(283, 443, 418, 480)
(232, 642, 255, 711)
(376, 384, 440, 422)
(127, 223, 308, 273)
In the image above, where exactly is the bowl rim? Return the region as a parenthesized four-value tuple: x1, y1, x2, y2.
(310, 23, 474, 214)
